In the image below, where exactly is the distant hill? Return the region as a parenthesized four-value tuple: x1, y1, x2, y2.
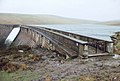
(101, 20, 120, 26)
(0, 13, 98, 25)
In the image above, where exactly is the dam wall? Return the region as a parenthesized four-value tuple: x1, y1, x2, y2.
(12, 27, 37, 47)
(0, 24, 13, 47)
(0, 24, 114, 58)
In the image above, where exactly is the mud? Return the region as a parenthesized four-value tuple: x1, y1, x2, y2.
(0, 45, 120, 81)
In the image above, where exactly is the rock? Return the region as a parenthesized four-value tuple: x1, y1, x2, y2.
(20, 63, 29, 70)
(32, 55, 41, 61)
(29, 54, 41, 61)
(94, 62, 103, 67)
(18, 50, 24, 53)
(42, 56, 48, 60)
(18, 45, 31, 51)
(29, 54, 34, 58)
(111, 63, 120, 68)
(47, 54, 55, 58)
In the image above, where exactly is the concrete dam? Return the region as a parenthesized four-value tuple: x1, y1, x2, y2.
(0, 24, 114, 58)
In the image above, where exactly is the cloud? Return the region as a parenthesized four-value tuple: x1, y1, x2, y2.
(0, 0, 120, 21)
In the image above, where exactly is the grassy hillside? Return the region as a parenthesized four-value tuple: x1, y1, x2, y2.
(0, 13, 98, 25)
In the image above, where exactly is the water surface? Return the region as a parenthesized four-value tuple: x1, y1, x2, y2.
(33, 24, 120, 42)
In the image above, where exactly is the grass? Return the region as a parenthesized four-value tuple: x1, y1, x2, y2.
(0, 70, 43, 81)
(0, 71, 12, 81)
(1, 71, 119, 81)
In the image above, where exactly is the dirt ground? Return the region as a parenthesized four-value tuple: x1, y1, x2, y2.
(0, 45, 120, 81)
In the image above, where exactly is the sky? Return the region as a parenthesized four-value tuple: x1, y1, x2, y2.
(0, 0, 120, 21)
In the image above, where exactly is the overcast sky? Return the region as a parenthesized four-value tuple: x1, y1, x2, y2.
(0, 0, 120, 21)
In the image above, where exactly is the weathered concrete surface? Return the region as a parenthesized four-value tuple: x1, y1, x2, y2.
(12, 28, 36, 47)
(0, 25, 13, 47)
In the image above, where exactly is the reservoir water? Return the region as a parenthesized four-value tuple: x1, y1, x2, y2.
(37, 24, 120, 42)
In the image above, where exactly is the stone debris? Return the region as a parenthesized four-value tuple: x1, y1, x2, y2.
(18, 50, 24, 53)
(0, 45, 120, 81)
(2, 62, 19, 73)
(0, 45, 63, 74)
(0, 45, 42, 72)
